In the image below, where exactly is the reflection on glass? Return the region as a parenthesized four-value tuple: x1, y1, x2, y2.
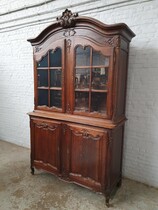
(75, 92, 89, 112)
(92, 68, 108, 90)
(92, 50, 109, 66)
(91, 92, 107, 114)
(76, 46, 91, 66)
(50, 48, 62, 67)
(37, 69, 48, 87)
(75, 69, 90, 89)
(50, 69, 62, 87)
(50, 90, 62, 108)
(37, 54, 48, 67)
(38, 90, 48, 106)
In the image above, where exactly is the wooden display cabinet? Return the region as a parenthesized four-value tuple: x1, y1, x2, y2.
(28, 9, 135, 206)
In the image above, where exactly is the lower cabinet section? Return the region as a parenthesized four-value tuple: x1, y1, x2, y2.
(30, 116, 124, 206)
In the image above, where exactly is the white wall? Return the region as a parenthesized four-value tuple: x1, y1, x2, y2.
(0, 0, 158, 187)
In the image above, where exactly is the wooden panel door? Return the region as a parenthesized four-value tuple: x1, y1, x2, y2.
(66, 123, 108, 192)
(30, 118, 62, 175)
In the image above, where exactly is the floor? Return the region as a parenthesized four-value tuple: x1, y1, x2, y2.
(0, 140, 158, 210)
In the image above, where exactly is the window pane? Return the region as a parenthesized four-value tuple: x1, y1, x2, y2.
(91, 92, 107, 114)
(50, 90, 62, 108)
(37, 54, 48, 67)
(37, 69, 48, 87)
(50, 48, 62, 67)
(38, 89, 48, 106)
(50, 69, 62, 87)
(75, 68, 90, 89)
(75, 92, 89, 112)
(92, 68, 108, 90)
(92, 50, 109, 66)
(76, 46, 91, 66)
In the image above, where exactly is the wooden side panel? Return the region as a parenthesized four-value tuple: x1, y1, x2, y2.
(109, 125, 124, 189)
(118, 50, 128, 117)
(113, 48, 128, 122)
(67, 124, 107, 192)
(31, 118, 61, 175)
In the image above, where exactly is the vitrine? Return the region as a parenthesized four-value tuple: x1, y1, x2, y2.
(28, 9, 135, 206)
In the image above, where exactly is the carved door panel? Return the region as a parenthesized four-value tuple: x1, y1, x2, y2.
(31, 118, 61, 175)
(66, 124, 107, 192)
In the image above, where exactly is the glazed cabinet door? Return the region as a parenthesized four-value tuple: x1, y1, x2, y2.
(34, 39, 65, 113)
(68, 37, 114, 119)
(30, 118, 62, 175)
(65, 124, 107, 192)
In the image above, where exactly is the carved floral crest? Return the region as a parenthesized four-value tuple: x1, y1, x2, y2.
(56, 9, 78, 28)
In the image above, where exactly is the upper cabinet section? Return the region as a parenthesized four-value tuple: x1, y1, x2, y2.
(28, 9, 135, 121)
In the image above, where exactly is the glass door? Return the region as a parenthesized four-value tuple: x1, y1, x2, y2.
(73, 43, 113, 118)
(36, 44, 64, 112)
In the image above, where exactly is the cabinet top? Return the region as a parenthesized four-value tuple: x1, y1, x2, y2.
(27, 9, 135, 46)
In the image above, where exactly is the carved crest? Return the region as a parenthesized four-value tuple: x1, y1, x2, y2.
(57, 9, 78, 28)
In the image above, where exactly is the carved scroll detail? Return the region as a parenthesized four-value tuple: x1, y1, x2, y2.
(107, 131, 113, 146)
(35, 122, 57, 131)
(62, 124, 67, 134)
(67, 103, 71, 113)
(66, 39, 71, 53)
(57, 9, 78, 28)
(63, 28, 76, 37)
(35, 46, 42, 53)
(104, 36, 120, 47)
(72, 129, 101, 141)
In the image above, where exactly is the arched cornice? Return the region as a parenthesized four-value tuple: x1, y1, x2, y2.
(27, 9, 135, 46)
